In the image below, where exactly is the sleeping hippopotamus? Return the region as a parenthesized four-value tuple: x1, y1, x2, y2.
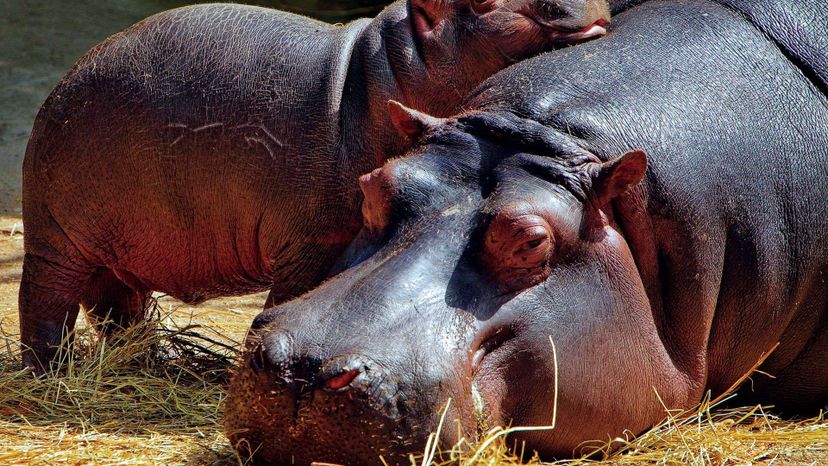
(225, 0, 828, 464)
(20, 0, 611, 371)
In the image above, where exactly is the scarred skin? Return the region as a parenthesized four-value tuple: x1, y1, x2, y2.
(226, 1, 828, 464)
(20, 0, 612, 371)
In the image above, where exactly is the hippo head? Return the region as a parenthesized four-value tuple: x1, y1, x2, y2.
(401, 0, 611, 113)
(225, 103, 696, 464)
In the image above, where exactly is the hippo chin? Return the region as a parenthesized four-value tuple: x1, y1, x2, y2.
(19, 0, 611, 372)
(226, 0, 828, 464)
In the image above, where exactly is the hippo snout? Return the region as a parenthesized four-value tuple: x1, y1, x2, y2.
(227, 340, 425, 465)
(247, 338, 405, 419)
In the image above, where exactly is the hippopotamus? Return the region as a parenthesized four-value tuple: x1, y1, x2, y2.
(225, 0, 828, 464)
(19, 0, 612, 371)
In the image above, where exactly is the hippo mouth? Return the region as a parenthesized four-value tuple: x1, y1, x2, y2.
(538, 18, 609, 45)
(224, 351, 432, 465)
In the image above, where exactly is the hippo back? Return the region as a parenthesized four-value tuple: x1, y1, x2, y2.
(720, 0, 828, 93)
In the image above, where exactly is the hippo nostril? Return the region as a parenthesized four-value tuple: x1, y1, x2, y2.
(250, 311, 276, 330)
(250, 343, 266, 373)
(253, 331, 294, 374)
(324, 368, 362, 390)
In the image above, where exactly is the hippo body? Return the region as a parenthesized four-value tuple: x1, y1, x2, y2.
(20, 0, 611, 370)
(227, 1, 828, 463)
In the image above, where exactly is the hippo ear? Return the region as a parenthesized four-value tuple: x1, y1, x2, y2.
(590, 150, 648, 206)
(387, 100, 442, 140)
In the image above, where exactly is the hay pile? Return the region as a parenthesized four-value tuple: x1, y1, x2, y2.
(420, 400, 828, 465)
(0, 309, 241, 465)
(0, 309, 826, 465)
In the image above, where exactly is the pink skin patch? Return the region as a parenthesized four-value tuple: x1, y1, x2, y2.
(359, 168, 394, 234)
(325, 369, 361, 390)
(551, 19, 609, 43)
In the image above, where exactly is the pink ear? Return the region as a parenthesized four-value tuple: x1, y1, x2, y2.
(591, 150, 648, 206)
(387, 100, 442, 139)
(359, 167, 394, 234)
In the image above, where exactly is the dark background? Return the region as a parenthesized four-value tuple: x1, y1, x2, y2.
(0, 0, 389, 215)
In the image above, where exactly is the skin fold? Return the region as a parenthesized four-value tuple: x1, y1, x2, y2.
(19, 0, 611, 372)
(226, 0, 828, 464)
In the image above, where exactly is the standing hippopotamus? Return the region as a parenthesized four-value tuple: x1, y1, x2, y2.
(225, 0, 828, 464)
(20, 0, 611, 371)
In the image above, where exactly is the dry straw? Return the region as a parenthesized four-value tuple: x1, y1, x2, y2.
(0, 306, 245, 465)
(0, 311, 825, 465)
(410, 340, 828, 465)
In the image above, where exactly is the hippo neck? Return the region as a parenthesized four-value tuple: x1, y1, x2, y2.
(337, 1, 471, 174)
(366, 2, 472, 117)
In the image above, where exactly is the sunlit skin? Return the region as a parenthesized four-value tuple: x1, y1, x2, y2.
(19, 0, 610, 373)
(226, 1, 828, 464)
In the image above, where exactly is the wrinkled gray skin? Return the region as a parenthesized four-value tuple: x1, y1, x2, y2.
(227, 0, 828, 464)
(20, 0, 612, 371)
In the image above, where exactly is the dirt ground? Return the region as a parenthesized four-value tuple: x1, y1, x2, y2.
(0, 218, 25, 327)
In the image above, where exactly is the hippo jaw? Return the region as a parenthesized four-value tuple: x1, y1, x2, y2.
(224, 352, 431, 465)
(225, 308, 477, 465)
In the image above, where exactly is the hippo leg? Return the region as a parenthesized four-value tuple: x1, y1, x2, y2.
(19, 252, 88, 373)
(80, 268, 148, 335)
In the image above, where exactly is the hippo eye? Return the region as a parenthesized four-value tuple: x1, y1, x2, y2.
(483, 213, 554, 291)
(509, 226, 551, 264)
